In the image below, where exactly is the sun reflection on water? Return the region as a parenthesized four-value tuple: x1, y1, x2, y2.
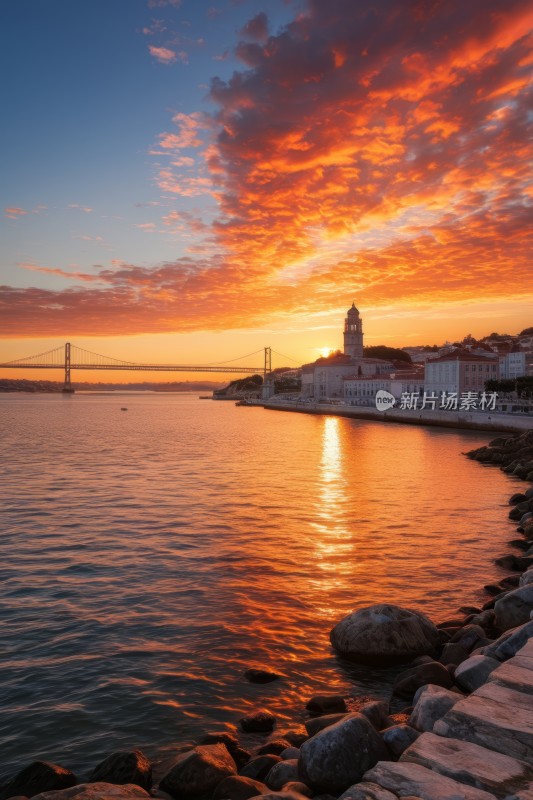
(311, 417, 354, 613)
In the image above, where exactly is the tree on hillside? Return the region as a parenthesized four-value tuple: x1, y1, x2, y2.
(363, 346, 412, 363)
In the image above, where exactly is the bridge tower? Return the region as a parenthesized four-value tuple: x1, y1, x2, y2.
(262, 347, 273, 400)
(62, 342, 75, 393)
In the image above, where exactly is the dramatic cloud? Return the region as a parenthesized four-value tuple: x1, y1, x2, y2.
(2, 0, 532, 336)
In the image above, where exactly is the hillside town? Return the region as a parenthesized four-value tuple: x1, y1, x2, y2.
(257, 305, 533, 415)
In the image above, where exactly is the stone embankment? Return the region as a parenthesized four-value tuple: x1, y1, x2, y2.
(2, 431, 533, 800)
(262, 399, 533, 433)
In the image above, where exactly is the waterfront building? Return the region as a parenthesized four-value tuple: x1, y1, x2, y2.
(343, 370, 424, 405)
(424, 352, 499, 396)
(499, 347, 527, 380)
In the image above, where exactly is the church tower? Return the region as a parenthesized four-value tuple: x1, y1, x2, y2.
(343, 302, 364, 359)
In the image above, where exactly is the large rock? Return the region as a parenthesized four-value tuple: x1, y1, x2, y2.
(380, 724, 420, 760)
(454, 655, 501, 692)
(198, 733, 249, 770)
(0, 763, 77, 800)
(495, 586, 533, 631)
(433, 681, 533, 762)
(298, 712, 389, 793)
(393, 661, 453, 697)
(240, 711, 276, 733)
(363, 762, 498, 800)
(482, 620, 533, 661)
(212, 776, 267, 800)
(359, 701, 392, 731)
(159, 744, 236, 799)
(409, 684, 462, 732)
(330, 605, 440, 665)
(263, 761, 298, 791)
(31, 786, 149, 800)
(88, 751, 151, 791)
(402, 730, 533, 797)
(520, 570, 533, 588)
(305, 695, 347, 714)
(489, 654, 533, 694)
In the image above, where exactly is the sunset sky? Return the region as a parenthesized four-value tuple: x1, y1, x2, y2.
(1, 0, 532, 380)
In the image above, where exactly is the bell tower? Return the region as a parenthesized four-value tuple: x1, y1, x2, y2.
(343, 302, 363, 359)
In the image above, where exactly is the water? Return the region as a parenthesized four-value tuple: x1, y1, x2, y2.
(0, 393, 520, 776)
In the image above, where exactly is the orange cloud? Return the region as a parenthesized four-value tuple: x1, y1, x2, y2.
(149, 45, 178, 64)
(1, 0, 532, 338)
(4, 207, 28, 219)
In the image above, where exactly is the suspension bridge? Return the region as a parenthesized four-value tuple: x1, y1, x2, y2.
(0, 343, 300, 392)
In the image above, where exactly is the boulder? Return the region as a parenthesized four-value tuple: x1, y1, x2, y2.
(264, 761, 299, 791)
(198, 734, 250, 770)
(330, 604, 439, 665)
(338, 783, 399, 800)
(409, 684, 462, 732)
(393, 661, 453, 698)
(359, 701, 392, 731)
(88, 751, 151, 791)
(363, 762, 498, 800)
(244, 669, 281, 684)
(481, 619, 533, 661)
(240, 711, 276, 733)
(305, 695, 347, 714)
(304, 713, 348, 737)
(159, 744, 236, 799)
(381, 724, 420, 760)
(0, 763, 77, 800)
(494, 585, 533, 631)
(450, 625, 488, 652)
(438, 643, 470, 667)
(239, 757, 281, 783)
(401, 730, 533, 799)
(298, 712, 389, 793)
(519, 570, 533, 587)
(453, 655, 500, 693)
(31, 786, 149, 800)
(212, 776, 266, 800)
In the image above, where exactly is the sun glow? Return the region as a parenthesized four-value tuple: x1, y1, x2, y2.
(318, 347, 334, 358)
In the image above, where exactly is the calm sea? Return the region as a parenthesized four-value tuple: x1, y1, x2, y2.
(0, 393, 520, 775)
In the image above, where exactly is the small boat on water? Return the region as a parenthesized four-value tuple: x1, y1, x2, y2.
(121, 407, 128, 411)
(235, 398, 253, 406)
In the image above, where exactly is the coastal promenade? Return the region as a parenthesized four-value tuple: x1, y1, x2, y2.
(262, 400, 533, 433)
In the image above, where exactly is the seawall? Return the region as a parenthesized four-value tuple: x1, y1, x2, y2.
(262, 400, 533, 433)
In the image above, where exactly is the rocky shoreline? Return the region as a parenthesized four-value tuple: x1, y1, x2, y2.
(2, 430, 533, 800)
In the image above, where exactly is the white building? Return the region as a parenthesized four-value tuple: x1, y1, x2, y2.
(424, 352, 499, 396)
(499, 348, 527, 380)
(343, 371, 424, 405)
